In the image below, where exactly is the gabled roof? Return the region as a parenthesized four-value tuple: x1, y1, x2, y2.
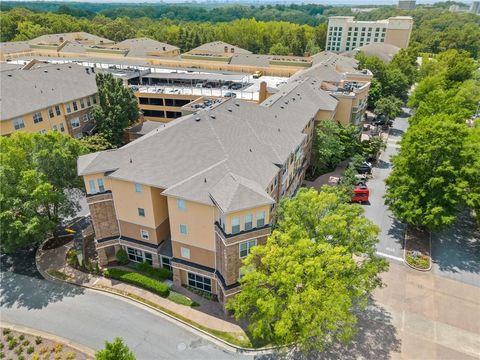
(0, 63, 97, 120)
(189, 41, 251, 55)
(115, 38, 179, 57)
(342, 43, 400, 63)
(210, 173, 275, 213)
(0, 41, 31, 55)
(30, 32, 113, 45)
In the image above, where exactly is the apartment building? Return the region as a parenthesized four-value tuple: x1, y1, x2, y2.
(398, 0, 416, 10)
(326, 16, 413, 53)
(0, 62, 98, 137)
(77, 51, 371, 307)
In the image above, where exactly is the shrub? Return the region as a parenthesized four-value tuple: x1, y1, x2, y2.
(95, 262, 101, 274)
(35, 336, 42, 345)
(14, 346, 23, 355)
(0, 343, 3, 350)
(8, 338, 17, 350)
(95, 337, 135, 360)
(64, 351, 76, 360)
(18, 356, 25, 360)
(185, 285, 218, 302)
(104, 268, 169, 297)
(115, 249, 129, 265)
(5, 335, 13, 341)
(31, 354, 40, 360)
(18, 335, 24, 341)
(22, 340, 29, 346)
(136, 262, 172, 281)
(66, 249, 79, 267)
(38, 346, 49, 354)
(2, 329, 11, 336)
(26, 346, 35, 354)
(0, 351, 4, 359)
(51, 343, 63, 354)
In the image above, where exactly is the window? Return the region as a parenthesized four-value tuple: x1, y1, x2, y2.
(49, 108, 54, 118)
(180, 224, 188, 235)
(134, 183, 142, 193)
(244, 214, 253, 231)
(87, 97, 91, 107)
(88, 180, 96, 194)
(53, 124, 58, 131)
(38, 129, 46, 134)
(256, 211, 265, 227)
(13, 118, 25, 130)
(33, 112, 43, 124)
(59, 123, 65, 132)
(144, 252, 152, 265)
(55, 105, 61, 116)
(127, 247, 143, 263)
(97, 178, 105, 192)
(138, 208, 145, 217)
(81, 114, 89, 122)
(92, 95, 97, 104)
(188, 272, 211, 292)
(240, 239, 256, 258)
(231, 217, 240, 234)
(161, 256, 171, 271)
(74, 133, 83, 139)
(181, 247, 190, 259)
(140, 229, 149, 240)
(70, 117, 80, 129)
(73, 101, 78, 111)
(66, 104, 71, 113)
(80, 98, 85, 109)
(177, 199, 186, 210)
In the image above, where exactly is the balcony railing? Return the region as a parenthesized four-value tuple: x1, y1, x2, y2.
(214, 221, 271, 240)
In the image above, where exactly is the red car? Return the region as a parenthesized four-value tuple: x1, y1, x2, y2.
(351, 186, 369, 204)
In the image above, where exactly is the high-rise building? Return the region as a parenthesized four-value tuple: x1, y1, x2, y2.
(398, 0, 416, 10)
(325, 16, 413, 53)
(470, 1, 480, 14)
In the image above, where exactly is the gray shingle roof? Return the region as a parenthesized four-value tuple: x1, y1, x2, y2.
(30, 32, 113, 45)
(115, 38, 179, 57)
(189, 41, 251, 55)
(229, 54, 270, 67)
(0, 63, 97, 120)
(342, 43, 400, 63)
(0, 41, 31, 55)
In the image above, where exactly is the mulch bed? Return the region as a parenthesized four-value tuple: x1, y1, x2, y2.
(404, 226, 431, 271)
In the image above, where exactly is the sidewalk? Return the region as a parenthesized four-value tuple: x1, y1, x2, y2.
(36, 243, 245, 336)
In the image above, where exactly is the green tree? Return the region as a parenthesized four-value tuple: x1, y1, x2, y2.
(366, 78, 382, 110)
(374, 96, 403, 120)
(269, 42, 290, 55)
(227, 188, 387, 351)
(385, 115, 469, 230)
(92, 73, 139, 147)
(79, 133, 114, 152)
(0, 132, 85, 252)
(95, 337, 135, 360)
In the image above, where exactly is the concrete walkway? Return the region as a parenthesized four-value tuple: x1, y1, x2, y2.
(36, 244, 245, 336)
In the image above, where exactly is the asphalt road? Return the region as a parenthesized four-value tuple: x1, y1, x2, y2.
(0, 252, 250, 360)
(362, 111, 410, 262)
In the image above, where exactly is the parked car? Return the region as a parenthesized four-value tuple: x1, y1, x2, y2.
(253, 70, 263, 79)
(230, 83, 242, 90)
(195, 83, 204, 88)
(373, 115, 393, 126)
(355, 161, 372, 175)
(224, 92, 237, 98)
(351, 185, 369, 204)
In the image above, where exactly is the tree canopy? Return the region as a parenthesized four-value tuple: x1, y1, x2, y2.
(227, 187, 388, 351)
(95, 337, 135, 360)
(0, 132, 85, 253)
(92, 73, 139, 147)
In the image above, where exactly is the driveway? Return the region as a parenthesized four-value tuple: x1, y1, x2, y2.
(363, 110, 410, 262)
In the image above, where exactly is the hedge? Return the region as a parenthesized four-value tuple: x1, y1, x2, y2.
(137, 262, 172, 281)
(104, 268, 170, 297)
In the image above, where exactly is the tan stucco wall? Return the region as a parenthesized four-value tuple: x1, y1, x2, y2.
(119, 218, 170, 245)
(333, 96, 355, 126)
(385, 29, 411, 49)
(111, 179, 168, 229)
(223, 205, 271, 234)
(0, 108, 66, 136)
(167, 197, 216, 252)
(172, 241, 216, 268)
(83, 173, 112, 194)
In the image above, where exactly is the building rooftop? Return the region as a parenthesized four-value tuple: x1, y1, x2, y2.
(342, 43, 401, 63)
(188, 41, 251, 55)
(30, 32, 114, 46)
(114, 38, 180, 57)
(0, 63, 97, 120)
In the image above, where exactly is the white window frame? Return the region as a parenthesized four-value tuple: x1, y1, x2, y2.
(231, 217, 240, 234)
(181, 247, 190, 259)
(177, 199, 186, 210)
(70, 117, 80, 129)
(140, 229, 149, 240)
(256, 211, 265, 228)
(88, 179, 96, 194)
(180, 224, 188, 235)
(244, 214, 253, 231)
(239, 239, 257, 258)
(97, 178, 105, 192)
(13, 117, 25, 130)
(33, 112, 43, 124)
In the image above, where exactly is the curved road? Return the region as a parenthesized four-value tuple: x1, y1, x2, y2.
(0, 249, 251, 360)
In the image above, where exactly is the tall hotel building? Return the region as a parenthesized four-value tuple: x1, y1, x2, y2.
(326, 16, 413, 53)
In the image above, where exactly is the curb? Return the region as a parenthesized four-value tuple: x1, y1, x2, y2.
(0, 321, 96, 358)
(35, 244, 279, 355)
(403, 228, 432, 272)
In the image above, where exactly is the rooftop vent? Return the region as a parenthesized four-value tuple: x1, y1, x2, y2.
(235, 103, 240, 107)
(210, 114, 216, 119)
(280, 106, 284, 109)
(227, 108, 232, 112)
(44, 70, 48, 73)
(195, 117, 201, 122)
(7, 74, 12, 77)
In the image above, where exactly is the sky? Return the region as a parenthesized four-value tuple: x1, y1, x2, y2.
(3, 0, 475, 4)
